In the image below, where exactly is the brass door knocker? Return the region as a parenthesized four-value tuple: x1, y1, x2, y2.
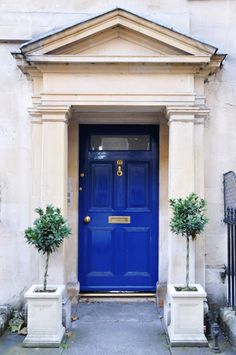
(117, 160, 123, 177)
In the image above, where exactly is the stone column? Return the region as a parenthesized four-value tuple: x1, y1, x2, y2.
(166, 106, 198, 285)
(39, 107, 70, 285)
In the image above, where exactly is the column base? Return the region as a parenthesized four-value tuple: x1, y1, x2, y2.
(23, 326, 65, 348)
(67, 281, 80, 305)
(156, 282, 167, 308)
(168, 335, 208, 348)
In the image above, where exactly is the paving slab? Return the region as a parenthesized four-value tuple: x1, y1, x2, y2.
(64, 300, 170, 355)
(169, 328, 236, 355)
(171, 341, 235, 355)
(0, 332, 64, 354)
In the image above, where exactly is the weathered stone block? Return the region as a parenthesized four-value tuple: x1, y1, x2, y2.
(219, 307, 236, 349)
(0, 304, 13, 336)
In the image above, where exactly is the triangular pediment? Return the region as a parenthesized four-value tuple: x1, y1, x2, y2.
(18, 8, 217, 58)
(13, 8, 225, 74)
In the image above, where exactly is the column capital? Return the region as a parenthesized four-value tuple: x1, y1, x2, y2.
(28, 105, 72, 123)
(165, 106, 209, 124)
(166, 106, 198, 124)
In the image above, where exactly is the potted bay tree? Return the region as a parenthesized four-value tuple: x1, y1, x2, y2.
(166, 193, 208, 346)
(23, 205, 71, 347)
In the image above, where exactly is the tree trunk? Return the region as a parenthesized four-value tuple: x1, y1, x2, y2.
(186, 236, 190, 290)
(43, 252, 50, 292)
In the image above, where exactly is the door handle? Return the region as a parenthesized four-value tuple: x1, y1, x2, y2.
(83, 216, 91, 223)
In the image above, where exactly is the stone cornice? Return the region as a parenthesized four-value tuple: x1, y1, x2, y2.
(23, 54, 212, 65)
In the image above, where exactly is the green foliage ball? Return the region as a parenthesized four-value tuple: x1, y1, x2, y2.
(169, 193, 208, 240)
(25, 205, 71, 255)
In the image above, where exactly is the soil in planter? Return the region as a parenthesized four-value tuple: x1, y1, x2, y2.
(175, 286, 198, 292)
(35, 289, 57, 293)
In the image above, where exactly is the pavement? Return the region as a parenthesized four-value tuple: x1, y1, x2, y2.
(0, 298, 235, 355)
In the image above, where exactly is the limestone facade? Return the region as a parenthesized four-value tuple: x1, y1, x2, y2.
(0, 1, 235, 306)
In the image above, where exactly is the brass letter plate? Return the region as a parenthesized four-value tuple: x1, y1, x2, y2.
(108, 216, 131, 224)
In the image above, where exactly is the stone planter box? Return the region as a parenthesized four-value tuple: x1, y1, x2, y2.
(166, 283, 208, 347)
(23, 284, 65, 347)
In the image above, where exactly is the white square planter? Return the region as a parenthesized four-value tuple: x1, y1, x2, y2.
(23, 284, 65, 347)
(166, 284, 208, 347)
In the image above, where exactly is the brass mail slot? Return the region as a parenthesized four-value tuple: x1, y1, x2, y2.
(108, 216, 131, 224)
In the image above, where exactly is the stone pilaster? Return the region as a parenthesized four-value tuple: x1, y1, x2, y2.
(194, 110, 209, 286)
(41, 109, 70, 216)
(166, 106, 197, 285)
(29, 110, 42, 223)
(28, 110, 43, 284)
(30, 106, 71, 285)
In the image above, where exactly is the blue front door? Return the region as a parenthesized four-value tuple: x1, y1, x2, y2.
(79, 125, 159, 292)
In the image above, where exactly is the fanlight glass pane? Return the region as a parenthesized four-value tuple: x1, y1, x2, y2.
(90, 135, 150, 151)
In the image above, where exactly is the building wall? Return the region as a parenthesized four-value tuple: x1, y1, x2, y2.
(0, 0, 235, 305)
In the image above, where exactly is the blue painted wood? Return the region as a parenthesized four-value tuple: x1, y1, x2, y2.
(79, 125, 159, 291)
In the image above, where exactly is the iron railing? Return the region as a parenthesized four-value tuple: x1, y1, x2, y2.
(223, 171, 236, 311)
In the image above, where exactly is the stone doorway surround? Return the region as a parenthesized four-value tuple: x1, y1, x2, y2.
(12, 8, 224, 296)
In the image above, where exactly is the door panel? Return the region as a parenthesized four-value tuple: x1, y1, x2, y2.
(90, 163, 113, 209)
(127, 162, 150, 208)
(87, 227, 115, 275)
(79, 125, 159, 292)
(124, 227, 150, 273)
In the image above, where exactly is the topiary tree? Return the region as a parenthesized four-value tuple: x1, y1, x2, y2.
(25, 205, 71, 291)
(169, 193, 208, 291)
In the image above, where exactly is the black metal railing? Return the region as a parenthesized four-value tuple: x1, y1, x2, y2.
(223, 171, 236, 311)
(224, 207, 236, 311)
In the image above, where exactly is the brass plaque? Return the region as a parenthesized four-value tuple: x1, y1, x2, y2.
(108, 216, 131, 224)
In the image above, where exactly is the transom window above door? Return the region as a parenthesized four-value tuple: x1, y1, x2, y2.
(90, 135, 150, 151)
